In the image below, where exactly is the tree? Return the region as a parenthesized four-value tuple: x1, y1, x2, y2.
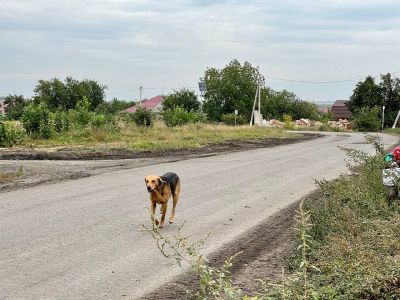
(347, 76, 383, 113)
(95, 98, 135, 114)
(4, 94, 29, 120)
(347, 74, 400, 128)
(379, 73, 400, 127)
(352, 106, 381, 132)
(34, 77, 107, 111)
(162, 89, 200, 112)
(260, 88, 320, 121)
(202, 60, 263, 121)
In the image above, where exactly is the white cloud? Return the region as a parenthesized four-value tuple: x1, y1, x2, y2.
(0, 0, 399, 101)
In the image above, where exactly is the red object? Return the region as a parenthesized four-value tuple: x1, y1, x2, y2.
(393, 146, 400, 161)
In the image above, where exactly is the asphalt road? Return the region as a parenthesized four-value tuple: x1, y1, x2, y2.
(0, 132, 398, 299)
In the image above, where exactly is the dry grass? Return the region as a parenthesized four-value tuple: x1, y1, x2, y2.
(25, 123, 296, 151)
(0, 166, 24, 184)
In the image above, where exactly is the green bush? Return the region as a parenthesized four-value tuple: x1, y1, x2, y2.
(0, 121, 27, 147)
(51, 110, 70, 133)
(21, 102, 53, 138)
(283, 114, 295, 130)
(220, 113, 247, 125)
(352, 106, 381, 132)
(131, 107, 154, 127)
(162, 106, 207, 127)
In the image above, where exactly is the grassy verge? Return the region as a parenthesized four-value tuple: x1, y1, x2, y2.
(385, 128, 400, 135)
(262, 141, 400, 299)
(21, 123, 296, 151)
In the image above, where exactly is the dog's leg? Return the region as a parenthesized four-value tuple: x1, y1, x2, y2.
(150, 201, 159, 226)
(169, 183, 180, 224)
(159, 203, 168, 228)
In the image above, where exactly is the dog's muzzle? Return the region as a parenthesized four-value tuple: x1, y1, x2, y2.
(147, 186, 153, 192)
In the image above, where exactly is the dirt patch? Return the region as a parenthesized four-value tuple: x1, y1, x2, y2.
(0, 134, 320, 193)
(139, 192, 323, 299)
(0, 133, 319, 160)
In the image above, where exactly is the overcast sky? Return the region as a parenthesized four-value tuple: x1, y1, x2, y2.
(1, 0, 399, 102)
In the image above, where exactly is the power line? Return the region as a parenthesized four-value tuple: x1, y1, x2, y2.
(265, 70, 400, 84)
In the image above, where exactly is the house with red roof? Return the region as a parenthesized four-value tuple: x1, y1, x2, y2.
(124, 95, 164, 114)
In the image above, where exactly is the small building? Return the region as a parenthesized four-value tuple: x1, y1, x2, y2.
(331, 100, 352, 120)
(124, 95, 164, 114)
(0, 98, 6, 115)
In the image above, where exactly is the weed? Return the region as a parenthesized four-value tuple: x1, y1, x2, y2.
(140, 218, 242, 299)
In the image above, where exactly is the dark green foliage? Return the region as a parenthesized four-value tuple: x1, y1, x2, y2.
(202, 59, 262, 121)
(220, 113, 247, 125)
(34, 77, 107, 111)
(0, 121, 27, 147)
(162, 106, 207, 127)
(347, 73, 400, 128)
(163, 89, 201, 112)
(261, 88, 321, 121)
(352, 106, 381, 132)
(131, 107, 154, 127)
(4, 94, 29, 120)
(95, 98, 135, 114)
(347, 76, 383, 112)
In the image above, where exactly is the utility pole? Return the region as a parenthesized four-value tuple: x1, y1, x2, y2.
(250, 82, 259, 126)
(392, 109, 400, 128)
(382, 105, 385, 131)
(139, 86, 143, 105)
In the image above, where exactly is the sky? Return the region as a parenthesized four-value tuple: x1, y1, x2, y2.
(0, 0, 399, 102)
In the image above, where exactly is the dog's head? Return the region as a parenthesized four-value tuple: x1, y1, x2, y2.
(144, 175, 164, 193)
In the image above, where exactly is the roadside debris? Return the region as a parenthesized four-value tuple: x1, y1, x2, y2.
(382, 146, 400, 199)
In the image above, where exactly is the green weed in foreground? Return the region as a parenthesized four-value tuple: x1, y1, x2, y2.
(262, 137, 400, 299)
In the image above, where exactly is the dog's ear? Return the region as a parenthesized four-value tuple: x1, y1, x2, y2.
(158, 177, 166, 186)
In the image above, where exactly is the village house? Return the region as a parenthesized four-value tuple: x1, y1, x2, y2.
(0, 98, 6, 115)
(331, 100, 352, 120)
(124, 95, 164, 115)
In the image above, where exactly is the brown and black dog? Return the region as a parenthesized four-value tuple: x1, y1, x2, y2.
(144, 172, 180, 228)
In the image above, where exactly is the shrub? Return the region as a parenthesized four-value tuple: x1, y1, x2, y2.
(283, 114, 295, 130)
(162, 89, 201, 112)
(162, 106, 207, 127)
(21, 102, 53, 138)
(221, 113, 247, 125)
(51, 110, 70, 133)
(131, 107, 154, 127)
(352, 106, 381, 132)
(0, 121, 27, 147)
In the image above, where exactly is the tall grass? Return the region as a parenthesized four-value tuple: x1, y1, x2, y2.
(262, 139, 400, 299)
(24, 123, 295, 151)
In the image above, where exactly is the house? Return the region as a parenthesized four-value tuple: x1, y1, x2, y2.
(124, 95, 164, 114)
(0, 98, 6, 115)
(331, 100, 352, 120)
